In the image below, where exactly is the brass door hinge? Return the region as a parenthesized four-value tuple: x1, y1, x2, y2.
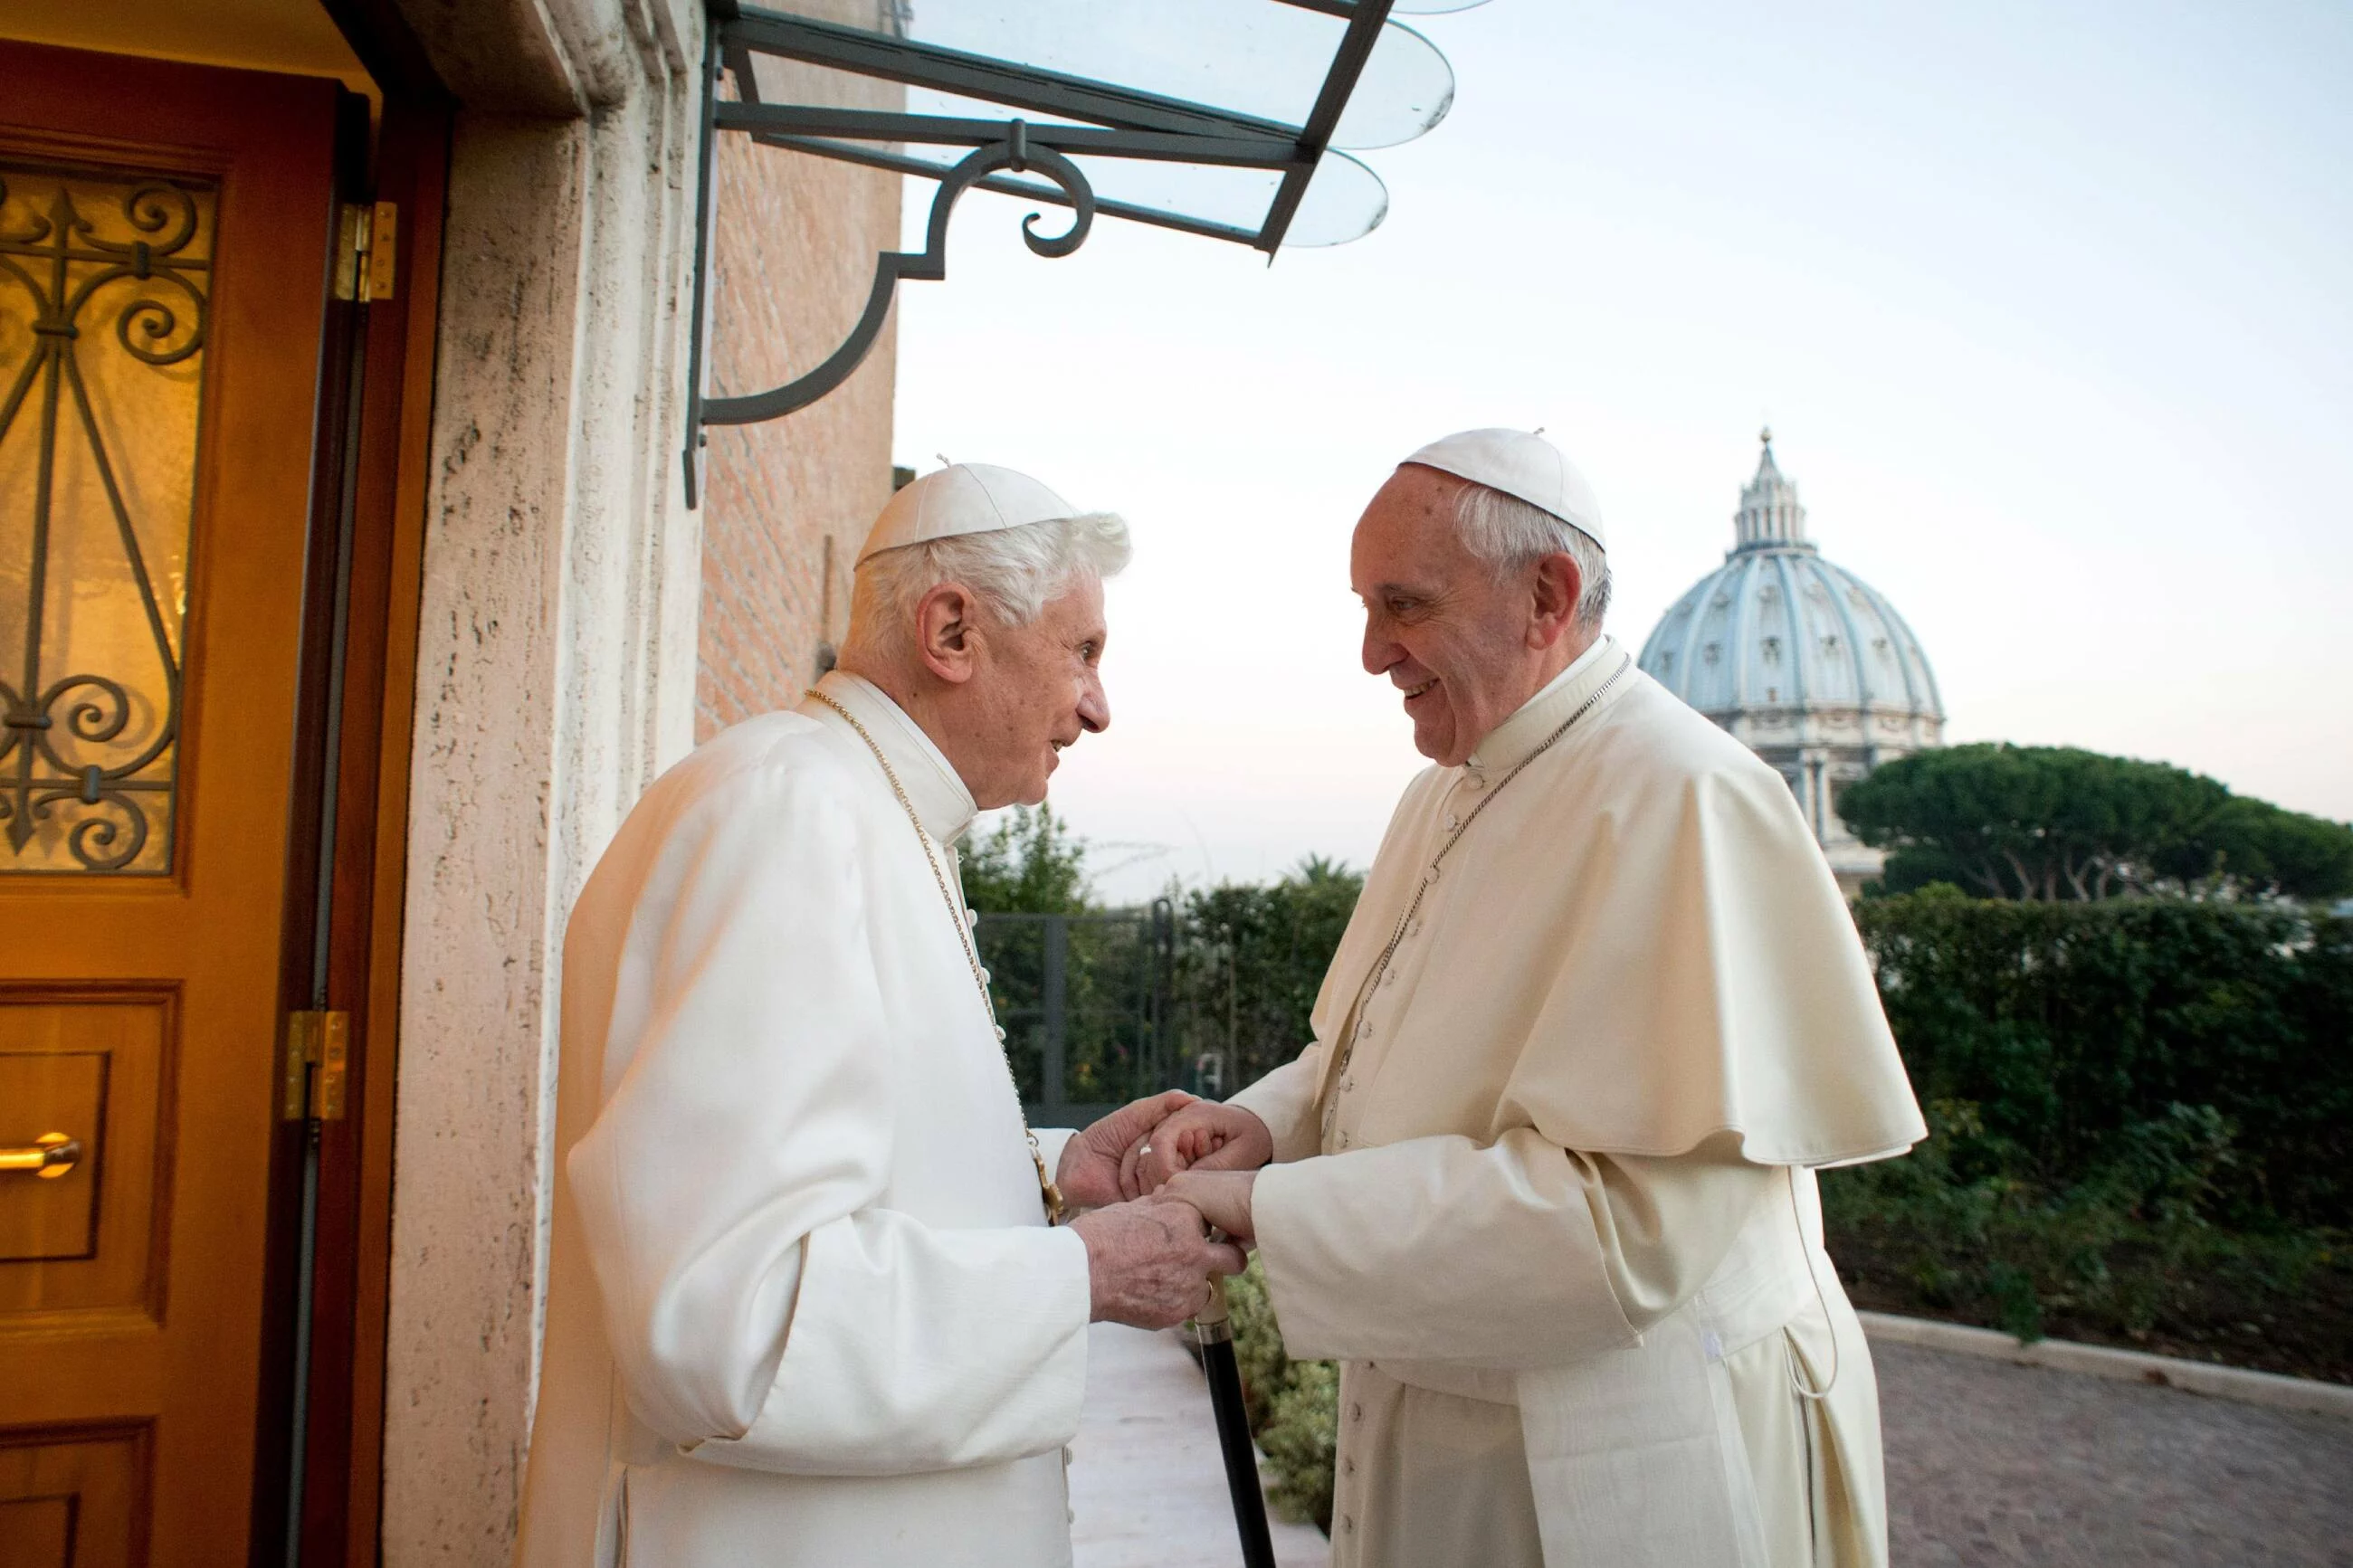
(282, 1011, 351, 1121)
(333, 202, 398, 302)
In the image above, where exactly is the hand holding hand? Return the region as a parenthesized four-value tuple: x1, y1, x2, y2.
(1124, 1100, 1275, 1195)
(1056, 1090, 1197, 1212)
(1160, 1169, 1259, 1246)
(1071, 1195, 1250, 1329)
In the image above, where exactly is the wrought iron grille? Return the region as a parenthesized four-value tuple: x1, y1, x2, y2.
(0, 165, 209, 874)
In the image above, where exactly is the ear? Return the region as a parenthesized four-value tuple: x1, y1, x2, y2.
(914, 581, 984, 684)
(1527, 552, 1583, 650)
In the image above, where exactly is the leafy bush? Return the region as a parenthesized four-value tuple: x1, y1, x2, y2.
(1832, 891, 2353, 1377)
(1855, 889, 2353, 1226)
(1821, 1097, 2348, 1373)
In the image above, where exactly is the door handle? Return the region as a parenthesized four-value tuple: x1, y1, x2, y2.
(0, 1132, 81, 1178)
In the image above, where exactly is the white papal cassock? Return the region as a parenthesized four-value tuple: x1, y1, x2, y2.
(1229, 635, 1926, 1568)
(516, 671, 1090, 1568)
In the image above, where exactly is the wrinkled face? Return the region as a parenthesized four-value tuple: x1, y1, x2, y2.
(964, 575, 1110, 808)
(1352, 467, 1546, 766)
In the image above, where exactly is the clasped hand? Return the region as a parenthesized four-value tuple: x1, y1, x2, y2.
(1056, 1091, 1276, 1326)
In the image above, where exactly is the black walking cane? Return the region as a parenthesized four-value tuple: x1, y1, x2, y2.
(1196, 1264, 1278, 1568)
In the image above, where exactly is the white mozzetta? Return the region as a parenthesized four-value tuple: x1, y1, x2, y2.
(1637, 434, 1944, 894)
(518, 671, 1091, 1568)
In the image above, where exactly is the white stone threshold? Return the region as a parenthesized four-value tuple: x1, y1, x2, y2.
(1859, 1310, 2353, 1420)
(1070, 1324, 1330, 1568)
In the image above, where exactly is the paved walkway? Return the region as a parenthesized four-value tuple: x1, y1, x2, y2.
(1878, 1340, 2353, 1566)
(1071, 1326, 2353, 1568)
(1070, 1325, 1328, 1568)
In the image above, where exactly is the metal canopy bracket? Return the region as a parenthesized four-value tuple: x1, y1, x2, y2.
(682, 0, 1421, 507)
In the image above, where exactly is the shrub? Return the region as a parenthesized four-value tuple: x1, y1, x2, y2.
(1854, 890, 2353, 1226)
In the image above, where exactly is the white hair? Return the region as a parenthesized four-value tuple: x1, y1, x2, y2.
(845, 513, 1132, 657)
(1453, 480, 1612, 630)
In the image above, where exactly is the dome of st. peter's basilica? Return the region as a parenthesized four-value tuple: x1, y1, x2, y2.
(1637, 432, 1945, 894)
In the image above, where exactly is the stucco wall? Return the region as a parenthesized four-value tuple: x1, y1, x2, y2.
(695, 51, 900, 736)
(382, 3, 706, 1563)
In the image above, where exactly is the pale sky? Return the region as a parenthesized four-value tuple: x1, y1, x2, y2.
(889, 0, 2353, 905)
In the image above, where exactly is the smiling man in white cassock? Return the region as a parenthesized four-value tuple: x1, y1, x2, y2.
(515, 464, 1246, 1568)
(1132, 430, 1928, 1568)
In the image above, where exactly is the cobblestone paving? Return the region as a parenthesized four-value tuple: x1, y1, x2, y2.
(1879, 1341, 2353, 1566)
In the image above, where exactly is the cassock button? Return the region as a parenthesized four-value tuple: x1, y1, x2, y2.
(1344, 1458, 1357, 1477)
(1343, 1516, 1356, 1535)
(1444, 813, 1460, 831)
(1349, 1402, 1363, 1423)
(1426, 864, 1443, 882)
(965, 909, 978, 927)
(994, 1025, 1007, 1041)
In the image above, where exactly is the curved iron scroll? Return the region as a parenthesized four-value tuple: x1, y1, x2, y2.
(700, 127, 1095, 429)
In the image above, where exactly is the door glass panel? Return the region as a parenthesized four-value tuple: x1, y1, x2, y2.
(0, 163, 211, 875)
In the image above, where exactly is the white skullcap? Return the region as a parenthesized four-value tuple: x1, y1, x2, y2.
(1402, 428, 1608, 551)
(856, 462, 1081, 565)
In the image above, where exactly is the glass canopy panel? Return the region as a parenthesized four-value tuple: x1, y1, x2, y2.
(976, 146, 1386, 248)
(754, 74, 1396, 248)
(747, 0, 1453, 150)
(736, 39, 907, 113)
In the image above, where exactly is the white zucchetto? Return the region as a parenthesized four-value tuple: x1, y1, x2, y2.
(857, 462, 1081, 565)
(1403, 428, 1608, 551)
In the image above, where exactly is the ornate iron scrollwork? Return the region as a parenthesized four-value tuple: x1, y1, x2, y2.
(0, 169, 207, 874)
(702, 125, 1096, 431)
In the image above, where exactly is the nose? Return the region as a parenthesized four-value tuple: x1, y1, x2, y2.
(1077, 668, 1110, 734)
(1362, 613, 1401, 678)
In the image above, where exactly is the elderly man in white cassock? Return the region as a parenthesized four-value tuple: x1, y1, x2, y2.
(1135, 430, 1928, 1568)
(515, 464, 1245, 1568)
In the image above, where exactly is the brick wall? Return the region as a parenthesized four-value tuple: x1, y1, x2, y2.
(696, 20, 900, 738)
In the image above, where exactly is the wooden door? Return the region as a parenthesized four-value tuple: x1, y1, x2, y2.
(0, 43, 343, 1565)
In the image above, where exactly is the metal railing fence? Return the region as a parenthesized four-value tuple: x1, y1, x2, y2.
(979, 900, 1176, 1128)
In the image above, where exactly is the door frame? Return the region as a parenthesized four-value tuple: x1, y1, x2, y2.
(273, 98, 448, 1568)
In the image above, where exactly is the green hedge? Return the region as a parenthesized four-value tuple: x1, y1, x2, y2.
(1853, 888, 2353, 1226)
